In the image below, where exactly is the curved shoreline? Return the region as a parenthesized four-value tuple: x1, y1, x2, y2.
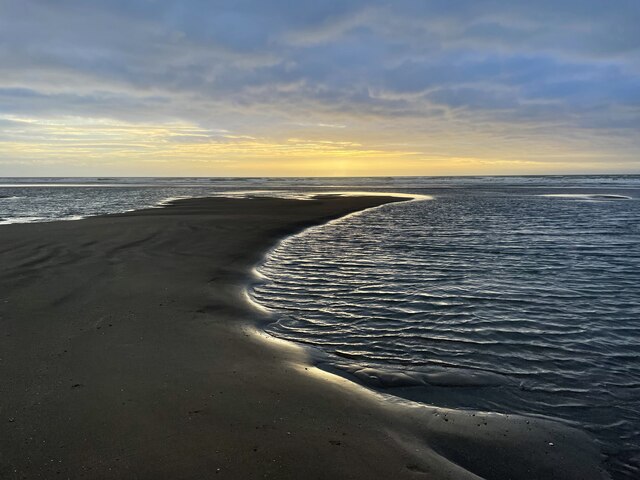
(243, 193, 424, 320)
(220, 195, 610, 480)
(243, 197, 614, 478)
(0, 196, 608, 479)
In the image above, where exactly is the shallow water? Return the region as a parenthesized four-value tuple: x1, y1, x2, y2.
(2, 176, 639, 478)
(251, 184, 640, 479)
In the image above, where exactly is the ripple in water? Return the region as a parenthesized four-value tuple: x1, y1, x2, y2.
(252, 191, 640, 479)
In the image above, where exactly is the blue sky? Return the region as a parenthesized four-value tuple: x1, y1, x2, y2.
(1, 0, 638, 175)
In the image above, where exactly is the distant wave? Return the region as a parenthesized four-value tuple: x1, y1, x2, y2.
(0, 216, 47, 225)
(541, 193, 632, 200)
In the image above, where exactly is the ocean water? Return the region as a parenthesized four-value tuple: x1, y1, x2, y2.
(1, 176, 639, 478)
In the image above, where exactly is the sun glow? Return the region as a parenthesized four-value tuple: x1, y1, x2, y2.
(1, 114, 636, 176)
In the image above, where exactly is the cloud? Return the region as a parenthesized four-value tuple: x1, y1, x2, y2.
(0, 0, 638, 174)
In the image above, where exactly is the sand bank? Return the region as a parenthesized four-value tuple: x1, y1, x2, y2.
(0, 196, 607, 479)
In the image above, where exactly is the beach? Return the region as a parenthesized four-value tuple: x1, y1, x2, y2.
(0, 195, 608, 479)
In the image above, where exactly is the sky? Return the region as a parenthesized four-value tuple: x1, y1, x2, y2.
(0, 0, 639, 176)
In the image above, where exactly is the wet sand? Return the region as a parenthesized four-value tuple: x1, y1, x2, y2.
(0, 196, 608, 479)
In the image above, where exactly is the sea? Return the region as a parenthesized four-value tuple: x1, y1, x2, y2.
(1, 176, 639, 479)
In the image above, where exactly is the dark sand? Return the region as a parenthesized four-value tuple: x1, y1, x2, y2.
(0, 196, 608, 479)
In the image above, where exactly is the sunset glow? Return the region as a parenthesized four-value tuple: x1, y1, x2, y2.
(1, 1, 638, 176)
